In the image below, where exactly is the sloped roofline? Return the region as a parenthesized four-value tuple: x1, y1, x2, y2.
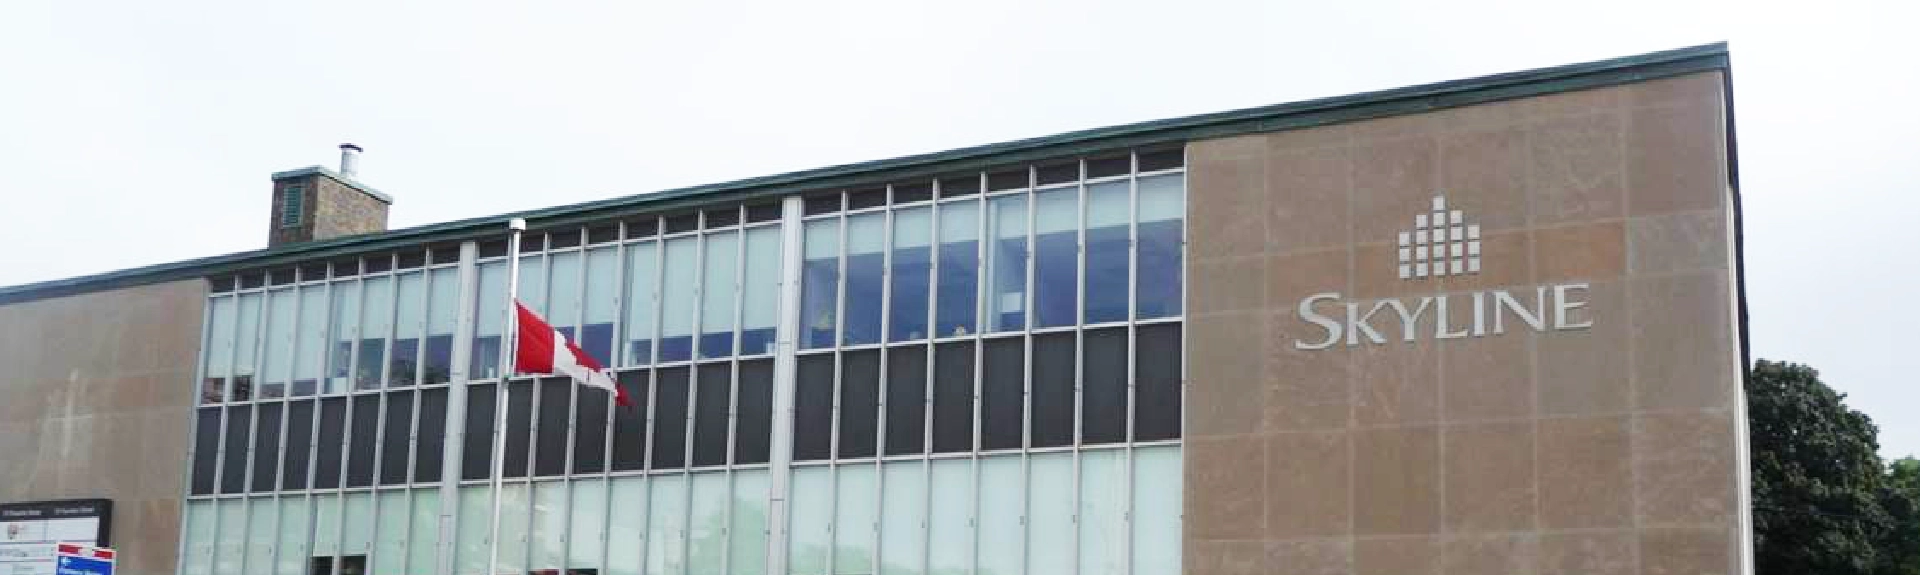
(0, 42, 1728, 305)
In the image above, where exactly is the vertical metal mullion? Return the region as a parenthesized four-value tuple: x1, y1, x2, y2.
(920, 188, 944, 575)
(827, 201, 850, 575)
(272, 283, 303, 575)
(681, 230, 709, 575)
(523, 244, 555, 569)
(307, 277, 335, 575)
(766, 196, 806, 575)
(1019, 167, 1038, 575)
(368, 265, 402, 571)
(173, 293, 216, 575)
(599, 223, 629, 575)
(969, 174, 988, 575)
(1072, 161, 1089, 575)
(333, 269, 363, 574)
(639, 220, 665, 575)
(873, 197, 896, 575)
(563, 229, 590, 572)
(724, 210, 749, 575)
(240, 290, 271, 575)
(1122, 153, 1142, 575)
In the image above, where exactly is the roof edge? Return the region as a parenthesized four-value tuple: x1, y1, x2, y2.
(0, 42, 1728, 305)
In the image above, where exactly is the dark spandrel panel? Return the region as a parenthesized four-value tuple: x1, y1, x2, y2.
(479, 240, 510, 259)
(191, 407, 220, 495)
(572, 383, 610, 475)
(381, 392, 414, 485)
(1135, 323, 1182, 442)
(1030, 332, 1075, 448)
(505, 383, 534, 478)
(429, 244, 461, 265)
(937, 174, 980, 198)
(364, 255, 393, 274)
(838, 350, 881, 459)
(220, 405, 252, 494)
(520, 235, 546, 253)
(1137, 147, 1184, 172)
(804, 193, 842, 216)
(299, 262, 330, 282)
(462, 384, 497, 480)
(793, 355, 836, 461)
(330, 257, 361, 277)
(316, 397, 346, 488)
(1036, 162, 1079, 186)
(611, 372, 649, 471)
(746, 202, 783, 224)
(1086, 155, 1132, 179)
(624, 218, 659, 240)
(534, 379, 571, 477)
(892, 182, 933, 204)
(735, 360, 774, 465)
(284, 400, 315, 489)
(665, 213, 701, 234)
(987, 168, 1029, 191)
(251, 402, 282, 492)
(346, 395, 379, 487)
(981, 337, 1025, 450)
(884, 346, 928, 456)
(705, 206, 741, 228)
(847, 187, 887, 210)
(931, 342, 976, 453)
(587, 225, 620, 245)
(693, 363, 732, 467)
(397, 250, 427, 269)
(549, 230, 583, 249)
(269, 268, 297, 286)
(651, 368, 690, 470)
(1081, 328, 1128, 445)
(209, 275, 235, 293)
(240, 273, 265, 290)
(416, 388, 447, 483)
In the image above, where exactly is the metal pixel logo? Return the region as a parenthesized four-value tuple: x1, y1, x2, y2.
(1398, 195, 1481, 279)
(1289, 192, 1595, 350)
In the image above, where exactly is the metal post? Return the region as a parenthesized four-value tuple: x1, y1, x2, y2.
(765, 195, 806, 575)
(489, 218, 528, 575)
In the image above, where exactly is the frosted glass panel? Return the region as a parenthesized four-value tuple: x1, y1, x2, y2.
(531, 481, 568, 570)
(497, 483, 531, 573)
(879, 462, 925, 575)
(1132, 446, 1182, 575)
(409, 490, 442, 575)
(731, 470, 771, 575)
(834, 466, 876, 574)
(456, 487, 490, 575)
(1028, 453, 1073, 575)
(213, 499, 244, 575)
(260, 289, 297, 396)
(1080, 450, 1128, 575)
(623, 242, 659, 366)
(244, 498, 275, 574)
(276, 497, 311, 575)
(204, 296, 236, 381)
(182, 500, 215, 575)
(788, 467, 832, 574)
(233, 293, 262, 393)
(976, 457, 1022, 575)
(925, 459, 970, 575)
(549, 251, 584, 329)
(571, 480, 608, 569)
(312, 494, 341, 557)
(294, 288, 329, 388)
(660, 238, 699, 362)
(689, 472, 729, 574)
(646, 475, 688, 575)
(1137, 174, 1185, 222)
(608, 477, 648, 575)
(373, 491, 408, 575)
(342, 493, 374, 557)
(740, 226, 783, 355)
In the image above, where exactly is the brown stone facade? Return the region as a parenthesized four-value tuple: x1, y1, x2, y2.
(268, 171, 390, 247)
(1184, 71, 1744, 575)
(0, 279, 206, 575)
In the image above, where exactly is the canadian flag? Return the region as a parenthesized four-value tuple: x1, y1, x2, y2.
(514, 300, 632, 406)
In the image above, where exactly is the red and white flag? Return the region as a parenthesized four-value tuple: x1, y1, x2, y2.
(514, 300, 631, 406)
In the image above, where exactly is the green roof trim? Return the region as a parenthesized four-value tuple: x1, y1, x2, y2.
(0, 42, 1728, 305)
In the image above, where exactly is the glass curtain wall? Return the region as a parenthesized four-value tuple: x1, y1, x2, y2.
(182, 148, 1184, 575)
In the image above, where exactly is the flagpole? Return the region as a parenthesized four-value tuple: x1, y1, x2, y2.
(488, 217, 527, 575)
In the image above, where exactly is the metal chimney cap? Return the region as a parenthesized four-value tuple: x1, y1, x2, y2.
(339, 143, 363, 152)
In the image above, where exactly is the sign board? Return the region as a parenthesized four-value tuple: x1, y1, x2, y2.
(0, 501, 111, 575)
(53, 544, 113, 575)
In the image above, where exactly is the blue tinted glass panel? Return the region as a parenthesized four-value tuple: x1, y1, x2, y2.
(986, 195, 1028, 333)
(934, 201, 980, 338)
(1085, 180, 1131, 324)
(699, 231, 739, 358)
(659, 238, 697, 362)
(800, 220, 840, 350)
(843, 213, 885, 346)
(1033, 187, 1078, 328)
(889, 207, 932, 342)
(1137, 174, 1185, 320)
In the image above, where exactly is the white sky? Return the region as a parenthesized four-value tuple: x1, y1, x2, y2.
(2, 0, 1914, 457)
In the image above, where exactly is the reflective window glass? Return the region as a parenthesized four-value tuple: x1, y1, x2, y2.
(623, 241, 659, 366)
(583, 247, 620, 365)
(741, 226, 782, 355)
(986, 195, 1028, 332)
(660, 238, 698, 362)
(233, 292, 261, 400)
(202, 296, 235, 404)
(1033, 186, 1079, 328)
(548, 250, 584, 339)
(700, 231, 740, 358)
(355, 277, 391, 390)
(423, 267, 459, 385)
(1137, 173, 1185, 319)
(934, 201, 980, 338)
(889, 207, 932, 342)
(843, 212, 885, 346)
(472, 261, 507, 380)
(800, 220, 840, 350)
(391, 272, 425, 387)
(1085, 180, 1131, 324)
(259, 289, 297, 399)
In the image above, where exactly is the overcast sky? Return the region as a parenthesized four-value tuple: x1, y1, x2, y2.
(2, 0, 1914, 457)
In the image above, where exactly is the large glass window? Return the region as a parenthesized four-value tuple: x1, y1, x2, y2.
(800, 220, 840, 350)
(259, 289, 296, 399)
(842, 213, 885, 346)
(661, 238, 698, 362)
(699, 231, 739, 358)
(1085, 180, 1132, 324)
(356, 276, 392, 390)
(391, 271, 425, 387)
(623, 241, 659, 366)
(233, 292, 261, 401)
(472, 261, 507, 380)
(889, 207, 932, 342)
(1137, 173, 1185, 320)
(424, 266, 459, 384)
(934, 201, 980, 338)
(741, 226, 782, 355)
(201, 296, 236, 404)
(583, 247, 620, 365)
(1033, 185, 1079, 328)
(986, 194, 1028, 333)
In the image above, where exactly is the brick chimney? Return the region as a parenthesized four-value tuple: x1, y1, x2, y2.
(268, 144, 391, 247)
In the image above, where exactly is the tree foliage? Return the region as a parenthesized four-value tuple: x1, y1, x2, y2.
(1748, 359, 1918, 575)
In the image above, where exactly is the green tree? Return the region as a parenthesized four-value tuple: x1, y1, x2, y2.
(1749, 360, 1891, 575)
(1880, 457, 1920, 575)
